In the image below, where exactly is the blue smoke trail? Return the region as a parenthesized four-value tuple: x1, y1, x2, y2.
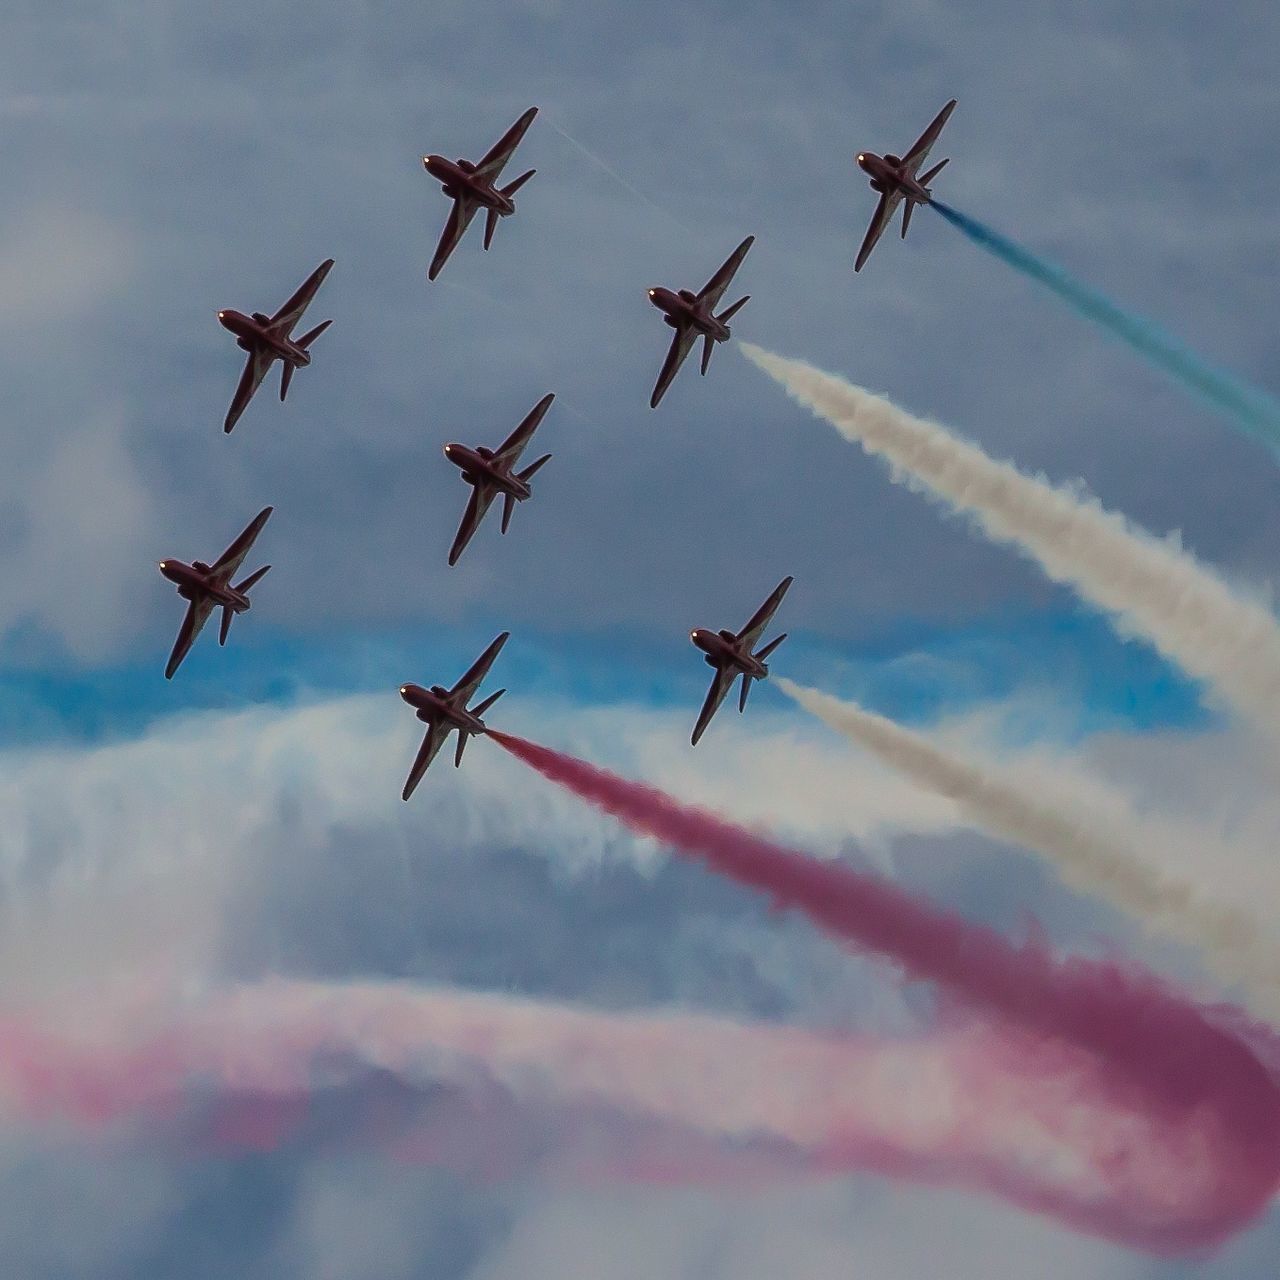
(931, 201, 1280, 450)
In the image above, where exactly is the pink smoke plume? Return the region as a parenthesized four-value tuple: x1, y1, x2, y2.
(0, 978, 1275, 1255)
(487, 730, 1280, 1250)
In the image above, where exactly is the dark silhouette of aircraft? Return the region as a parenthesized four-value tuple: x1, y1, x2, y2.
(444, 393, 554, 566)
(158, 507, 273, 679)
(854, 100, 956, 272)
(399, 632, 509, 798)
(217, 259, 334, 433)
(646, 235, 754, 408)
(689, 576, 792, 746)
(422, 107, 538, 281)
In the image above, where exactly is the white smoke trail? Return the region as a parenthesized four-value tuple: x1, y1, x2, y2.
(778, 678, 1280, 1006)
(740, 344, 1280, 740)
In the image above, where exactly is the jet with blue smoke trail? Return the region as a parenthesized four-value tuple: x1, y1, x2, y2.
(931, 201, 1280, 450)
(853, 99, 955, 272)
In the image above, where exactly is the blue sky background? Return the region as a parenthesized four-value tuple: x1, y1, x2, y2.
(1, 1, 1279, 1277)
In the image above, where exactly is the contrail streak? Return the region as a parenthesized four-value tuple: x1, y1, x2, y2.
(487, 729, 1280, 1252)
(3, 976, 1279, 1255)
(740, 343, 1280, 739)
(931, 201, 1280, 450)
(778, 677, 1280, 1004)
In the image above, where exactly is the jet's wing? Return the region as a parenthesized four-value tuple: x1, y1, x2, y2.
(736, 575, 794, 649)
(450, 631, 510, 703)
(402, 720, 450, 800)
(428, 196, 479, 281)
(691, 664, 736, 746)
(901, 99, 957, 178)
(165, 596, 216, 680)
(224, 346, 275, 433)
(473, 107, 538, 185)
(210, 506, 274, 586)
(854, 190, 903, 273)
(696, 235, 755, 311)
(269, 259, 335, 336)
(448, 482, 497, 566)
(494, 393, 554, 467)
(650, 325, 698, 408)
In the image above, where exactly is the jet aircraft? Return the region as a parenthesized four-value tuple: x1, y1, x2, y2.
(688, 576, 792, 746)
(158, 506, 273, 680)
(399, 632, 509, 798)
(646, 235, 754, 408)
(854, 99, 956, 272)
(218, 258, 335, 433)
(422, 107, 538, 281)
(444, 393, 554, 566)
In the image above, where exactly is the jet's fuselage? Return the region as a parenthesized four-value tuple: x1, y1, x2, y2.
(647, 288, 729, 341)
(690, 628, 767, 679)
(856, 152, 931, 204)
(398, 683, 487, 736)
(423, 156, 515, 214)
(443, 443, 531, 499)
(158, 560, 249, 610)
(216, 310, 310, 365)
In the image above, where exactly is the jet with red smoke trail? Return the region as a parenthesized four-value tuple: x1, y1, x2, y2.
(398, 631, 509, 798)
(217, 258, 335, 433)
(158, 506, 273, 679)
(689, 576, 792, 745)
(854, 99, 955, 272)
(647, 235, 754, 408)
(423, 107, 538, 281)
(444, 393, 554, 566)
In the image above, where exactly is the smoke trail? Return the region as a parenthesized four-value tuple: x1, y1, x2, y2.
(777, 677, 1280, 1002)
(739, 343, 1280, 738)
(3, 976, 1279, 1254)
(931, 201, 1280, 449)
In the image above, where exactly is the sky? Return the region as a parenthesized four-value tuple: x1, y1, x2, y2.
(2, 0, 1280, 1276)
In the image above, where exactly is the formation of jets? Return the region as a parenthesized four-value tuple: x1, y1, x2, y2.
(169, 98, 959, 788)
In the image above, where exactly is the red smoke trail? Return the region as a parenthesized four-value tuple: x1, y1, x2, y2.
(490, 731, 1280, 1247)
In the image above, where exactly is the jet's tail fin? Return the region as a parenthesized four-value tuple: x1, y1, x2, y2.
(500, 169, 536, 199)
(738, 673, 754, 713)
(716, 294, 750, 324)
(234, 563, 271, 595)
(516, 453, 552, 484)
(280, 361, 295, 401)
(754, 631, 787, 665)
(919, 157, 949, 189)
(219, 605, 234, 646)
(700, 333, 715, 376)
(501, 491, 516, 534)
(472, 687, 506, 720)
(484, 207, 500, 250)
(297, 318, 333, 350)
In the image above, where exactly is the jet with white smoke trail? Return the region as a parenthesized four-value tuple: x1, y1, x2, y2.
(740, 343, 1280, 741)
(777, 677, 1280, 1008)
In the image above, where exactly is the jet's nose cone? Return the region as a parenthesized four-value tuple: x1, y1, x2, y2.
(443, 443, 457, 458)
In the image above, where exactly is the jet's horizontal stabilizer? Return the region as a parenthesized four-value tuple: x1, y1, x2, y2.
(738, 674, 754, 713)
(700, 334, 715, 376)
(901, 199, 915, 239)
(234, 564, 271, 594)
(455, 732, 469, 768)
(500, 169, 536, 198)
(755, 632, 787, 663)
(484, 207, 500, 250)
(516, 453, 552, 483)
(717, 295, 750, 324)
(297, 318, 333, 349)
(472, 687, 506, 719)
(919, 157, 949, 188)
(219, 605, 234, 646)
(501, 491, 516, 534)
(280, 361, 295, 401)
